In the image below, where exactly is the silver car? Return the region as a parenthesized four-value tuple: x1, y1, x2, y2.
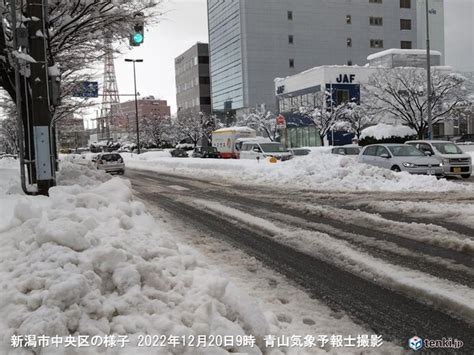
(92, 153, 125, 174)
(359, 144, 443, 176)
(405, 140, 471, 179)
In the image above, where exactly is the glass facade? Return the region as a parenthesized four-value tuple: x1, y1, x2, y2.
(208, 0, 244, 111)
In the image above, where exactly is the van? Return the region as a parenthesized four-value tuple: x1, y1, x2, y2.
(405, 140, 471, 178)
(212, 127, 256, 158)
(239, 141, 293, 161)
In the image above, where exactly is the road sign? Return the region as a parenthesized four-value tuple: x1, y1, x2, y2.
(72, 81, 99, 98)
(276, 114, 286, 129)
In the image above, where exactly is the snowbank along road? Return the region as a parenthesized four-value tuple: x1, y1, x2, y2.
(126, 168, 474, 353)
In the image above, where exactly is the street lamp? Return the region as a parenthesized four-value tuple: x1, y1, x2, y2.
(124, 58, 143, 153)
(425, 0, 433, 140)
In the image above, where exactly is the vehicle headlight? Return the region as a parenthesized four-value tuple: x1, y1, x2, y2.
(402, 162, 416, 168)
(442, 158, 450, 165)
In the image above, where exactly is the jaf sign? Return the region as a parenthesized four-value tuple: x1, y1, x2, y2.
(336, 74, 356, 84)
(276, 114, 286, 129)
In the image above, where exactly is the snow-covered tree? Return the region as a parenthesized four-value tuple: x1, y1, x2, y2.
(341, 101, 381, 139)
(141, 115, 172, 147)
(0, 117, 18, 153)
(237, 110, 277, 141)
(296, 90, 348, 146)
(171, 112, 221, 147)
(0, 1, 161, 123)
(364, 68, 468, 139)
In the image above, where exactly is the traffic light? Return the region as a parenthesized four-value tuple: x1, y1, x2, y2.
(130, 13, 144, 47)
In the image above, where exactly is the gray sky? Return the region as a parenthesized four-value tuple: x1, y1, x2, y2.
(107, 0, 473, 117)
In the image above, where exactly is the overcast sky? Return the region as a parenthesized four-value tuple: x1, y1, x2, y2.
(100, 0, 474, 119)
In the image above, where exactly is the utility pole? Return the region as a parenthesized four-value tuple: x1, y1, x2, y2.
(125, 59, 143, 153)
(426, 0, 433, 140)
(27, 0, 55, 194)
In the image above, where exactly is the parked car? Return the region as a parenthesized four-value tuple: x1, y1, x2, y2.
(359, 144, 443, 176)
(170, 148, 189, 158)
(405, 140, 472, 179)
(455, 134, 474, 143)
(289, 148, 311, 156)
(192, 146, 220, 158)
(239, 141, 293, 161)
(331, 145, 361, 156)
(92, 153, 125, 174)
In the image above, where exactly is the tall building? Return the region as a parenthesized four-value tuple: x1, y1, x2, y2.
(174, 43, 211, 118)
(120, 96, 171, 131)
(207, 0, 443, 114)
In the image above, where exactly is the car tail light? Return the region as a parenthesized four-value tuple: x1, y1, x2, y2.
(97, 159, 103, 164)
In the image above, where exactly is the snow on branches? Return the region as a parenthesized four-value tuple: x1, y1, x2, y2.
(236, 110, 278, 141)
(364, 67, 468, 139)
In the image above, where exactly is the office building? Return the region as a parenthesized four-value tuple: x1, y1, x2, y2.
(175, 43, 212, 118)
(207, 0, 444, 114)
(119, 96, 171, 131)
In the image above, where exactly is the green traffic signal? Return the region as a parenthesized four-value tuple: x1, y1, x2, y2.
(130, 21, 144, 47)
(133, 33, 143, 44)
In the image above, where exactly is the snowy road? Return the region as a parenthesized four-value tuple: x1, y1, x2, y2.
(126, 168, 474, 352)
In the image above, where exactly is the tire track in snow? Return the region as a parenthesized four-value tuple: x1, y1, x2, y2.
(134, 190, 474, 352)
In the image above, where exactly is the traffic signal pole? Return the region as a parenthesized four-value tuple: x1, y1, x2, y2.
(27, 0, 56, 194)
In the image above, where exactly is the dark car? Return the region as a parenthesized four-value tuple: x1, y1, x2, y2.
(192, 146, 220, 158)
(170, 148, 189, 158)
(455, 134, 474, 143)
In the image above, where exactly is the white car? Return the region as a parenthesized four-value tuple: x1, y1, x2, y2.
(359, 144, 443, 176)
(239, 141, 293, 161)
(92, 153, 125, 174)
(405, 140, 471, 179)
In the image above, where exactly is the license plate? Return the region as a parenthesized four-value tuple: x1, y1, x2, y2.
(453, 167, 461, 173)
(427, 169, 435, 175)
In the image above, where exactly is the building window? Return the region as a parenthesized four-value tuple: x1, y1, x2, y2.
(200, 97, 211, 105)
(287, 11, 293, 20)
(336, 90, 350, 105)
(288, 35, 294, 44)
(369, 0, 382, 3)
(401, 41, 412, 49)
(370, 39, 384, 48)
(347, 38, 352, 47)
(400, 19, 412, 30)
(289, 58, 294, 68)
(346, 15, 352, 24)
(369, 17, 383, 26)
(400, 0, 411, 8)
(199, 76, 210, 84)
(198, 56, 209, 64)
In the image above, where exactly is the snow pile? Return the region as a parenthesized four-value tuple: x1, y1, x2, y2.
(0, 163, 272, 353)
(123, 150, 470, 192)
(361, 123, 416, 139)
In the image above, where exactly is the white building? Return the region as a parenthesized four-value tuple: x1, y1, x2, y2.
(274, 49, 461, 138)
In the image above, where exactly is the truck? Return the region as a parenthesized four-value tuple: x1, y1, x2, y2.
(211, 126, 256, 158)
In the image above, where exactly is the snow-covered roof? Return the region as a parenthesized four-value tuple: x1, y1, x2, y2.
(367, 49, 442, 61)
(213, 126, 256, 133)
